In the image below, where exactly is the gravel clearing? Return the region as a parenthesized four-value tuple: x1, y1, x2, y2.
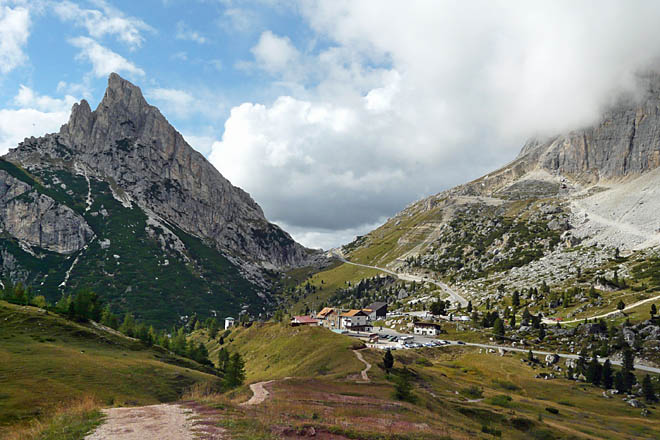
(85, 403, 216, 440)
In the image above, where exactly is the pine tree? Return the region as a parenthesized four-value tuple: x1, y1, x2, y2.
(217, 347, 230, 372)
(642, 374, 657, 402)
(538, 324, 545, 341)
(622, 346, 635, 392)
(393, 368, 415, 402)
(383, 349, 394, 372)
(509, 312, 516, 329)
(602, 359, 613, 389)
(224, 352, 246, 389)
(119, 313, 136, 337)
(577, 347, 588, 374)
(651, 304, 657, 320)
(586, 353, 601, 386)
(467, 300, 472, 313)
(614, 371, 625, 393)
(512, 291, 520, 308)
(171, 327, 188, 356)
(541, 280, 549, 293)
(617, 300, 625, 311)
(493, 318, 505, 341)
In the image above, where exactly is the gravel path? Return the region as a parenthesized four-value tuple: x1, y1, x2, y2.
(240, 380, 275, 406)
(85, 403, 228, 440)
(353, 349, 372, 382)
(86, 404, 196, 440)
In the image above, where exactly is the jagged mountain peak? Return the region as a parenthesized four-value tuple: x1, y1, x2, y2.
(6, 73, 315, 272)
(61, 73, 169, 153)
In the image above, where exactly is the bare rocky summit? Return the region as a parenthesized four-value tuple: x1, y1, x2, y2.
(6, 73, 312, 270)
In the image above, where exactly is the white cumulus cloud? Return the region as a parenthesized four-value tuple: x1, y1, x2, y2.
(14, 85, 77, 112)
(53, 0, 153, 49)
(209, 1, 660, 249)
(69, 36, 145, 78)
(0, 5, 30, 74)
(251, 31, 300, 74)
(0, 86, 77, 154)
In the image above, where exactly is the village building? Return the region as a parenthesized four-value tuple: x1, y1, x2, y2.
(317, 307, 341, 329)
(291, 316, 320, 326)
(364, 301, 388, 319)
(413, 321, 444, 336)
(340, 309, 371, 331)
(224, 316, 235, 330)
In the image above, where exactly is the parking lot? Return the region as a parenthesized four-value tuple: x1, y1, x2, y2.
(353, 327, 467, 350)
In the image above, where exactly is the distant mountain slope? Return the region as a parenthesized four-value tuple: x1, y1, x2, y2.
(314, 73, 660, 306)
(0, 73, 319, 326)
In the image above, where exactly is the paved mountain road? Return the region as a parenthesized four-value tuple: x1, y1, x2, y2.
(376, 328, 660, 374)
(331, 252, 469, 307)
(542, 294, 660, 325)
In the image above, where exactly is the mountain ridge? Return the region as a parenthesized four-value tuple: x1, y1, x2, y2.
(7, 73, 313, 271)
(296, 72, 660, 315)
(0, 73, 321, 326)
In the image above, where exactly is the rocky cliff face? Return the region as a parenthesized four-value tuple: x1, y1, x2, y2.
(518, 73, 660, 181)
(0, 170, 93, 254)
(6, 73, 311, 270)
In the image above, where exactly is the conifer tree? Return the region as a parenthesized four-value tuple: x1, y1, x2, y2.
(642, 374, 657, 402)
(602, 359, 613, 389)
(383, 349, 394, 372)
(493, 318, 505, 341)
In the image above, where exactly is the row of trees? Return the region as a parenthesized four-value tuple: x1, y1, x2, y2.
(571, 347, 656, 401)
(1, 284, 228, 372)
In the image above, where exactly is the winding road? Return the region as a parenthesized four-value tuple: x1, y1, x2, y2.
(331, 252, 469, 307)
(542, 294, 660, 325)
(376, 328, 660, 374)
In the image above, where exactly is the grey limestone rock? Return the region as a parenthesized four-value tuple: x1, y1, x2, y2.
(0, 170, 93, 254)
(6, 73, 315, 269)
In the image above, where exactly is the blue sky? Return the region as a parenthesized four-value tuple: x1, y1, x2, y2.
(3, 1, 660, 249)
(1, 1, 331, 150)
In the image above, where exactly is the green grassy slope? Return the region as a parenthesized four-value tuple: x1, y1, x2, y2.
(193, 323, 365, 382)
(0, 300, 217, 433)
(189, 324, 660, 439)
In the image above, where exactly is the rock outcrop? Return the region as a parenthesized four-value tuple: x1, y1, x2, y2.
(0, 170, 93, 254)
(519, 73, 660, 181)
(6, 73, 312, 269)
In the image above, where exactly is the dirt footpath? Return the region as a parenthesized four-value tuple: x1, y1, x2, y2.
(353, 350, 371, 382)
(240, 380, 275, 406)
(85, 403, 227, 440)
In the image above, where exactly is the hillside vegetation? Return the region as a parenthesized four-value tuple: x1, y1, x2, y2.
(0, 300, 217, 434)
(193, 322, 365, 382)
